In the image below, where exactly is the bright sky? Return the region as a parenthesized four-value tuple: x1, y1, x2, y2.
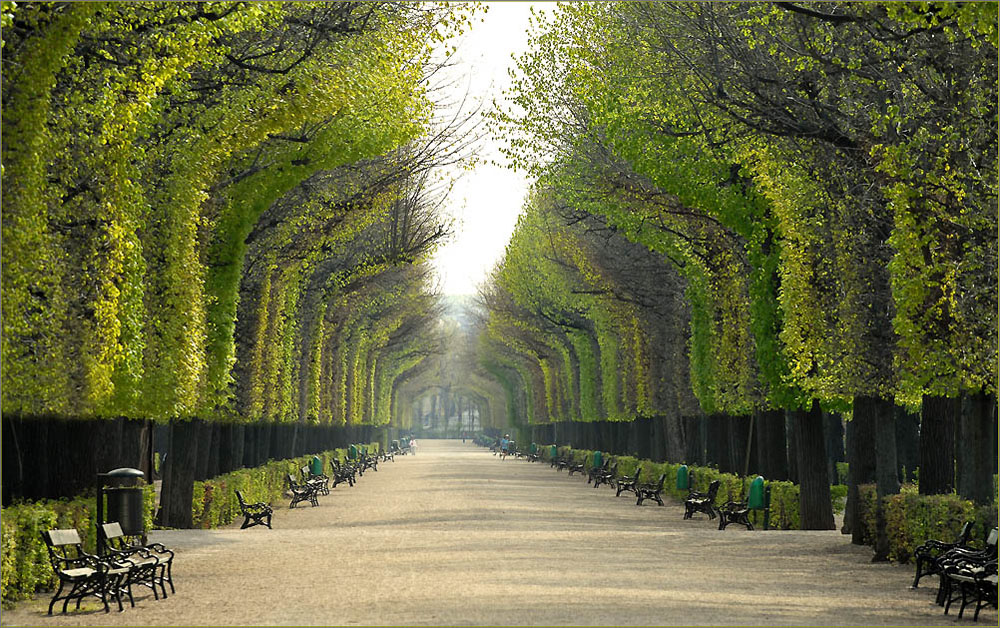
(431, 2, 542, 296)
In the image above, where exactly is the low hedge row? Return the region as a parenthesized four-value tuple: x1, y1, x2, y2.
(539, 445, 847, 530)
(857, 483, 998, 563)
(0, 442, 378, 608)
(0, 484, 156, 608)
(189, 443, 378, 529)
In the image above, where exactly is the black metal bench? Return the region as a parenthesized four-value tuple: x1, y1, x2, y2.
(330, 458, 356, 487)
(912, 520, 974, 588)
(301, 465, 330, 496)
(938, 529, 999, 620)
(99, 522, 163, 604)
(567, 453, 587, 476)
(235, 490, 273, 529)
(615, 467, 642, 497)
(636, 473, 667, 506)
(42, 528, 130, 614)
(684, 479, 720, 520)
(587, 458, 610, 484)
(286, 473, 320, 508)
(592, 462, 617, 489)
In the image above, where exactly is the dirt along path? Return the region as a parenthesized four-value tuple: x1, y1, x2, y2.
(2, 439, 980, 627)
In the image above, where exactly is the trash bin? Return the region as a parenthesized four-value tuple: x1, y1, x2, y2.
(747, 476, 766, 509)
(97, 467, 145, 555)
(349, 444, 358, 460)
(310, 455, 323, 476)
(530, 442, 538, 455)
(593, 451, 602, 469)
(676, 464, 689, 490)
(106, 487, 145, 536)
(550, 445, 558, 459)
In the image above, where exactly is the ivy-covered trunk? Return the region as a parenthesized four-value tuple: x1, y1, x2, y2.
(792, 401, 834, 530)
(918, 395, 957, 495)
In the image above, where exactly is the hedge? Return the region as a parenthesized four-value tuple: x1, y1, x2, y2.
(0, 442, 378, 608)
(857, 483, 998, 563)
(540, 445, 847, 530)
(0, 483, 155, 608)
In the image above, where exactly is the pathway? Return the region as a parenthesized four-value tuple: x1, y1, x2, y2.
(2, 439, 977, 626)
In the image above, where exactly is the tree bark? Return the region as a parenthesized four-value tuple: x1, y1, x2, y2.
(918, 395, 957, 495)
(785, 411, 799, 484)
(792, 401, 835, 530)
(755, 409, 788, 481)
(957, 391, 997, 505)
(160, 419, 199, 529)
(894, 407, 919, 483)
(844, 405, 877, 541)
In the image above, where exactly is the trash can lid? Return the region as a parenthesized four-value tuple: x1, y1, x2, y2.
(100, 467, 145, 479)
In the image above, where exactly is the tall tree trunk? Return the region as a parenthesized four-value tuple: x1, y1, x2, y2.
(705, 414, 727, 469)
(918, 395, 957, 494)
(756, 409, 788, 481)
(823, 412, 844, 484)
(792, 401, 835, 530)
(957, 391, 997, 505)
(194, 420, 212, 481)
(844, 406, 877, 540)
(866, 396, 900, 561)
(663, 414, 685, 462)
(894, 407, 919, 483)
(160, 419, 199, 528)
(785, 412, 799, 484)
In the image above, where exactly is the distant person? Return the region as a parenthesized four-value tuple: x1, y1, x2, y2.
(500, 434, 510, 459)
(410, 438, 417, 455)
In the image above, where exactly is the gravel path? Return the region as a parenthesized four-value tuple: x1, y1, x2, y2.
(2, 439, 980, 627)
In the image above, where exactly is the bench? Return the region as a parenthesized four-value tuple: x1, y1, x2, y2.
(567, 453, 587, 477)
(718, 477, 770, 530)
(286, 473, 320, 508)
(636, 473, 667, 506)
(615, 467, 642, 497)
(684, 479, 720, 520)
(301, 465, 330, 496)
(939, 529, 999, 620)
(587, 458, 610, 485)
(235, 490, 273, 529)
(330, 458, 356, 487)
(592, 462, 617, 489)
(912, 520, 974, 588)
(99, 522, 163, 604)
(42, 528, 130, 614)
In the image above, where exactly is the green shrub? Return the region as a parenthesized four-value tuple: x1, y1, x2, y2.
(858, 483, 999, 563)
(0, 444, 376, 608)
(541, 445, 846, 531)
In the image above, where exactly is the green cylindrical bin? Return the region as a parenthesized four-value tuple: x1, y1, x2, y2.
(550, 445, 558, 459)
(593, 451, 602, 468)
(748, 476, 766, 509)
(348, 444, 358, 460)
(530, 442, 537, 455)
(676, 465, 689, 490)
(310, 455, 323, 476)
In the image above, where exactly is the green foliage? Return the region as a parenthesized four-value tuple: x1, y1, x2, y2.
(0, 484, 155, 608)
(857, 483, 999, 563)
(539, 444, 840, 531)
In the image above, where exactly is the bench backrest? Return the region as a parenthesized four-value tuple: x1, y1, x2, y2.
(627, 467, 641, 484)
(236, 490, 249, 508)
(654, 473, 666, 491)
(706, 480, 721, 501)
(41, 529, 86, 569)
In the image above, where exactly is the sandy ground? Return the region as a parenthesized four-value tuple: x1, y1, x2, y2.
(2, 439, 987, 627)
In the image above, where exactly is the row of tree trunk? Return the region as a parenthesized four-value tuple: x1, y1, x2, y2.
(523, 392, 997, 533)
(1, 415, 376, 528)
